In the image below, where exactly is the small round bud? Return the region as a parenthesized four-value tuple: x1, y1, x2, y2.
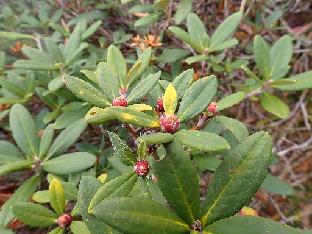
(134, 160, 150, 177)
(155, 98, 164, 112)
(159, 114, 180, 133)
(239, 206, 258, 216)
(207, 102, 217, 114)
(57, 214, 72, 228)
(112, 96, 128, 107)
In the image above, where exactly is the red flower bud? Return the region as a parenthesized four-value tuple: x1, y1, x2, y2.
(112, 96, 128, 107)
(159, 114, 180, 133)
(134, 160, 150, 177)
(57, 214, 72, 228)
(207, 102, 217, 114)
(155, 98, 164, 112)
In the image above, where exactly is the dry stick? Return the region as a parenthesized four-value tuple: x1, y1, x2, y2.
(268, 196, 292, 224)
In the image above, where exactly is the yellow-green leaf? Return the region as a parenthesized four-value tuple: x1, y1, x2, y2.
(163, 83, 177, 114)
(49, 178, 65, 215)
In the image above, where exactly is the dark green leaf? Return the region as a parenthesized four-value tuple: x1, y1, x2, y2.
(64, 75, 110, 108)
(89, 173, 138, 212)
(127, 71, 161, 104)
(177, 76, 217, 122)
(93, 197, 190, 234)
(172, 69, 194, 100)
(152, 141, 200, 225)
(203, 216, 303, 234)
(108, 132, 136, 166)
(12, 202, 58, 227)
(201, 132, 272, 226)
(10, 104, 40, 157)
(77, 176, 119, 234)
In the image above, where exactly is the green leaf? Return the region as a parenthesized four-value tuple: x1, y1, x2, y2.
(70, 221, 91, 234)
(0, 79, 26, 98)
(270, 35, 292, 79)
(77, 176, 118, 234)
(157, 49, 190, 63)
(0, 160, 34, 176)
(0, 31, 34, 40)
(44, 38, 64, 63)
(0, 141, 23, 162)
(85, 106, 160, 128)
(13, 60, 57, 70)
(187, 13, 207, 48)
(97, 62, 119, 101)
(175, 130, 230, 152)
(47, 227, 64, 234)
(107, 45, 127, 87)
(185, 55, 208, 64)
(216, 91, 245, 111)
(65, 42, 88, 66)
(22, 47, 53, 64)
(32, 190, 50, 203)
(152, 141, 200, 225)
(93, 197, 190, 234)
(49, 178, 65, 215)
(64, 22, 82, 60)
(43, 152, 96, 175)
(208, 39, 238, 52)
(138, 133, 175, 145)
(108, 132, 136, 166)
(47, 119, 87, 158)
(260, 93, 289, 119)
(163, 83, 178, 114)
(12, 202, 58, 227)
(134, 13, 160, 27)
(201, 132, 272, 226)
(253, 35, 271, 79)
(82, 20, 102, 40)
(212, 116, 249, 143)
(125, 62, 142, 87)
(172, 69, 194, 100)
(209, 11, 242, 50)
(174, 0, 193, 24)
(39, 124, 54, 158)
(64, 75, 110, 108)
(127, 48, 152, 87)
(169, 26, 204, 52)
(127, 71, 161, 104)
(261, 175, 295, 196)
(273, 71, 312, 91)
(10, 104, 40, 157)
(177, 76, 217, 122)
(89, 173, 138, 212)
(203, 216, 303, 234)
(0, 175, 40, 226)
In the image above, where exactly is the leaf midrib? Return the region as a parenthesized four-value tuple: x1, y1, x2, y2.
(201, 134, 264, 225)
